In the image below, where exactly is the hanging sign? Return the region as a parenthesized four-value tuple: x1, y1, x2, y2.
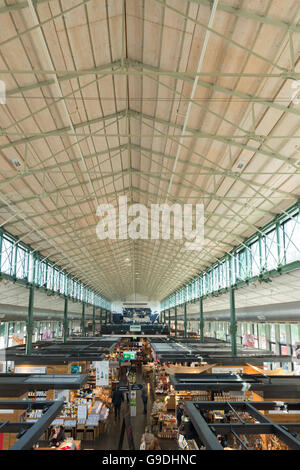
(131, 384, 143, 391)
(130, 325, 141, 333)
(130, 390, 136, 417)
(123, 351, 137, 361)
(77, 404, 87, 421)
(95, 361, 109, 386)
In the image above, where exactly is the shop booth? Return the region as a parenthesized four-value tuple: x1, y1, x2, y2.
(0, 373, 87, 450)
(0, 338, 121, 447)
(145, 337, 293, 445)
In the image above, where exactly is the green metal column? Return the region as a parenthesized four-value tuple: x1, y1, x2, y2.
(276, 221, 282, 266)
(92, 305, 96, 336)
(26, 285, 35, 355)
(105, 310, 108, 325)
(229, 287, 237, 356)
(4, 322, 9, 348)
(168, 308, 171, 330)
(63, 296, 68, 343)
(100, 308, 103, 330)
(174, 306, 177, 337)
(265, 323, 271, 350)
(199, 297, 204, 342)
(81, 302, 85, 337)
(184, 303, 187, 338)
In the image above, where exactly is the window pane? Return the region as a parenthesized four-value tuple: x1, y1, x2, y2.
(284, 215, 300, 264)
(1, 237, 14, 275)
(16, 247, 28, 279)
(265, 230, 278, 270)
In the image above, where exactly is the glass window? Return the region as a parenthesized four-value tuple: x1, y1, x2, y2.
(258, 324, 266, 349)
(249, 240, 260, 276)
(47, 265, 53, 290)
(291, 324, 299, 347)
(270, 324, 276, 342)
(28, 253, 34, 283)
(1, 237, 14, 275)
(16, 246, 28, 280)
(283, 214, 300, 264)
(264, 230, 278, 270)
(229, 255, 236, 284)
(53, 269, 59, 292)
(279, 324, 286, 344)
(40, 262, 47, 287)
(237, 250, 247, 280)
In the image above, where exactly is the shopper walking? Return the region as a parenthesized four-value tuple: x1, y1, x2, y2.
(140, 426, 160, 450)
(176, 402, 184, 429)
(141, 384, 148, 414)
(112, 387, 124, 421)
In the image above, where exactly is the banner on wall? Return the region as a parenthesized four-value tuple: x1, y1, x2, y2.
(95, 361, 109, 386)
(294, 342, 300, 360)
(42, 329, 53, 340)
(11, 335, 23, 345)
(242, 334, 255, 347)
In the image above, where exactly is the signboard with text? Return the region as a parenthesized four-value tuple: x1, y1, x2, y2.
(95, 361, 109, 386)
(123, 351, 137, 361)
(129, 325, 141, 333)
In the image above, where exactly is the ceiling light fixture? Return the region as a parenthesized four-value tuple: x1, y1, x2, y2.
(236, 161, 245, 170)
(12, 158, 21, 168)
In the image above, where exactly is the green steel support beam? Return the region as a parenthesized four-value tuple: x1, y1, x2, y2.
(184, 0, 300, 33)
(25, 285, 35, 355)
(63, 296, 68, 344)
(200, 297, 204, 343)
(184, 303, 187, 339)
(230, 287, 237, 357)
(168, 308, 171, 330)
(13, 242, 18, 279)
(100, 308, 103, 330)
(174, 306, 177, 338)
(92, 305, 96, 336)
(81, 303, 85, 337)
(276, 222, 282, 266)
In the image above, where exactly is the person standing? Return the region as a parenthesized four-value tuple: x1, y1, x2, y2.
(141, 384, 148, 414)
(112, 387, 124, 421)
(49, 425, 65, 447)
(176, 402, 184, 429)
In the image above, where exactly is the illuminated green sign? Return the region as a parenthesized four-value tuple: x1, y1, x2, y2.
(123, 351, 137, 360)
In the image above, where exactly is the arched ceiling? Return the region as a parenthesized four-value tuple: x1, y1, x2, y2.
(0, 0, 299, 302)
